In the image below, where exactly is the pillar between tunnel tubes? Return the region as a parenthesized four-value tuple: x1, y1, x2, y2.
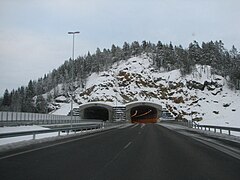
(125, 101, 162, 122)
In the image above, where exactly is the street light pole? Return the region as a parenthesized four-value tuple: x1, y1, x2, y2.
(68, 31, 80, 128)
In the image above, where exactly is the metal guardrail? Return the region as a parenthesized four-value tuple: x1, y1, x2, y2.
(0, 121, 128, 141)
(160, 120, 191, 127)
(0, 123, 103, 140)
(161, 120, 240, 136)
(193, 122, 240, 135)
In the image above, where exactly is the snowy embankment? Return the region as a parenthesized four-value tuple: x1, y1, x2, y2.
(0, 125, 58, 146)
(50, 102, 79, 115)
(49, 55, 239, 129)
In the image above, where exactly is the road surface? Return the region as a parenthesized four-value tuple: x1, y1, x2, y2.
(0, 123, 239, 180)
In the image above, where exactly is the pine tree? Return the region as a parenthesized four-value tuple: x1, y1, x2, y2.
(142, 40, 147, 51)
(230, 45, 238, 59)
(10, 90, 22, 111)
(175, 45, 188, 69)
(111, 44, 117, 57)
(21, 80, 35, 112)
(188, 41, 201, 64)
(122, 42, 130, 58)
(36, 95, 47, 113)
(2, 89, 11, 106)
(131, 41, 141, 56)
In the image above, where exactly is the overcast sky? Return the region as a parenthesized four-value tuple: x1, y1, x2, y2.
(0, 0, 239, 95)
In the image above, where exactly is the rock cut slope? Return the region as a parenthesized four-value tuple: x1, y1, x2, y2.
(54, 55, 240, 128)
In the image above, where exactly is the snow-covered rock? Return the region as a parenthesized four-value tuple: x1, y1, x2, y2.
(51, 55, 240, 128)
(55, 95, 70, 103)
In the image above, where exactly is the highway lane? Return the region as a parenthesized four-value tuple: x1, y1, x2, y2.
(0, 124, 240, 180)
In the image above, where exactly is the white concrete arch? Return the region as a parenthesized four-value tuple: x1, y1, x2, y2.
(79, 102, 114, 121)
(125, 101, 162, 122)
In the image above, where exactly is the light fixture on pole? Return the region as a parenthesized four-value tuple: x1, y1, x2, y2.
(68, 31, 80, 128)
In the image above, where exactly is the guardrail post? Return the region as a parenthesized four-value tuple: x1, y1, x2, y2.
(45, 114, 47, 124)
(33, 133, 36, 140)
(220, 129, 222, 134)
(58, 131, 60, 136)
(228, 130, 231, 135)
(214, 128, 216, 133)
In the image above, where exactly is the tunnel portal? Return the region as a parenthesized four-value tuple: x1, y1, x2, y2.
(84, 106, 109, 121)
(130, 105, 157, 123)
(79, 101, 162, 122)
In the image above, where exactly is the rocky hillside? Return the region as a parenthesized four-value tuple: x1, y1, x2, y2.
(52, 55, 240, 127)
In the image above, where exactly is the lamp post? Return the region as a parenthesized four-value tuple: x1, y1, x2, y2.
(68, 31, 80, 128)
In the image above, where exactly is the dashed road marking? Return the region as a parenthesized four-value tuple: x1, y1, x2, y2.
(118, 124, 133, 129)
(130, 124, 139, 129)
(124, 142, 132, 149)
(141, 124, 146, 128)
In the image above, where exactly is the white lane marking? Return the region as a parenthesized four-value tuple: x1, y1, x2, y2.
(100, 141, 133, 173)
(130, 124, 139, 129)
(0, 130, 112, 160)
(118, 124, 133, 129)
(124, 142, 132, 149)
(141, 124, 146, 128)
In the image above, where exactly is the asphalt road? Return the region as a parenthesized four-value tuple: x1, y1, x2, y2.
(0, 123, 240, 180)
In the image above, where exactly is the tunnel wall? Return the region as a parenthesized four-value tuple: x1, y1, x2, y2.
(79, 102, 114, 122)
(125, 101, 162, 122)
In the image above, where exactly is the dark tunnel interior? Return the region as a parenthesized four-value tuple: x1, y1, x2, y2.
(83, 107, 109, 121)
(130, 105, 157, 123)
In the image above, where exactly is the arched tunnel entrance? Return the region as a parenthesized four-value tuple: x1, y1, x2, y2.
(80, 102, 161, 123)
(130, 105, 158, 123)
(84, 106, 109, 121)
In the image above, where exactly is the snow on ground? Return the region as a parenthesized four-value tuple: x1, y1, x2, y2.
(197, 87, 240, 128)
(55, 95, 68, 102)
(0, 125, 48, 133)
(51, 102, 79, 115)
(0, 125, 59, 146)
(159, 122, 240, 138)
